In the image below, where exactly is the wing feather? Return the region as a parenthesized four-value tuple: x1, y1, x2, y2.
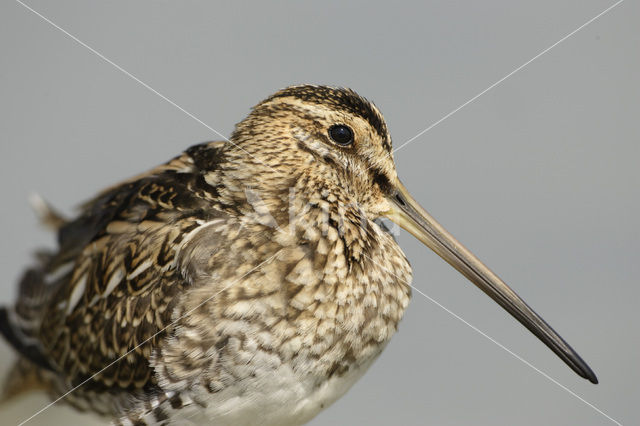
(2, 141, 227, 392)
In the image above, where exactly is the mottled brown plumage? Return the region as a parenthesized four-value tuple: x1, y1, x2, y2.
(1, 85, 413, 424)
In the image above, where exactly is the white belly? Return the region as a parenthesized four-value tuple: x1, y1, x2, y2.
(166, 355, 380, 426)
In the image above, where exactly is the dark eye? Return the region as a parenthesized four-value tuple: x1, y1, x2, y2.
(328, 125, 354, 146)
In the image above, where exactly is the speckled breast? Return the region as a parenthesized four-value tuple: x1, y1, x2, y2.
(155, 208, 412, 396)
(148, 213, 412, 425)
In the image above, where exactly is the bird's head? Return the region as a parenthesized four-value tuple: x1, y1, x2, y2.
(229, 84, 399, 219)
(226, 84, 597, 385)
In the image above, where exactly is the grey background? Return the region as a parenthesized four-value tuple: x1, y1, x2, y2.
(0, 1, 637, 425)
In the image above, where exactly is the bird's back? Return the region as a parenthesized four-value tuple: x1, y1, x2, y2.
(0, 141, 228, 413)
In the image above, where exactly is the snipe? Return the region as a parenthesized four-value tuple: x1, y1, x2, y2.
(0, 85, 597, 425)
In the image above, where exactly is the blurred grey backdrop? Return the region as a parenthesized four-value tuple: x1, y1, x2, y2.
(0, 1, 637, 425)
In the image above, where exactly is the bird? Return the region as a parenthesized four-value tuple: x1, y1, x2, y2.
(0, 85, 597, 426)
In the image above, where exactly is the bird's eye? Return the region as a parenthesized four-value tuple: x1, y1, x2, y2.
(328, 125, 354, 146)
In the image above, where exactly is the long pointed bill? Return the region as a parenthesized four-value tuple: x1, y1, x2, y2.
(384, 181, 598, 384)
